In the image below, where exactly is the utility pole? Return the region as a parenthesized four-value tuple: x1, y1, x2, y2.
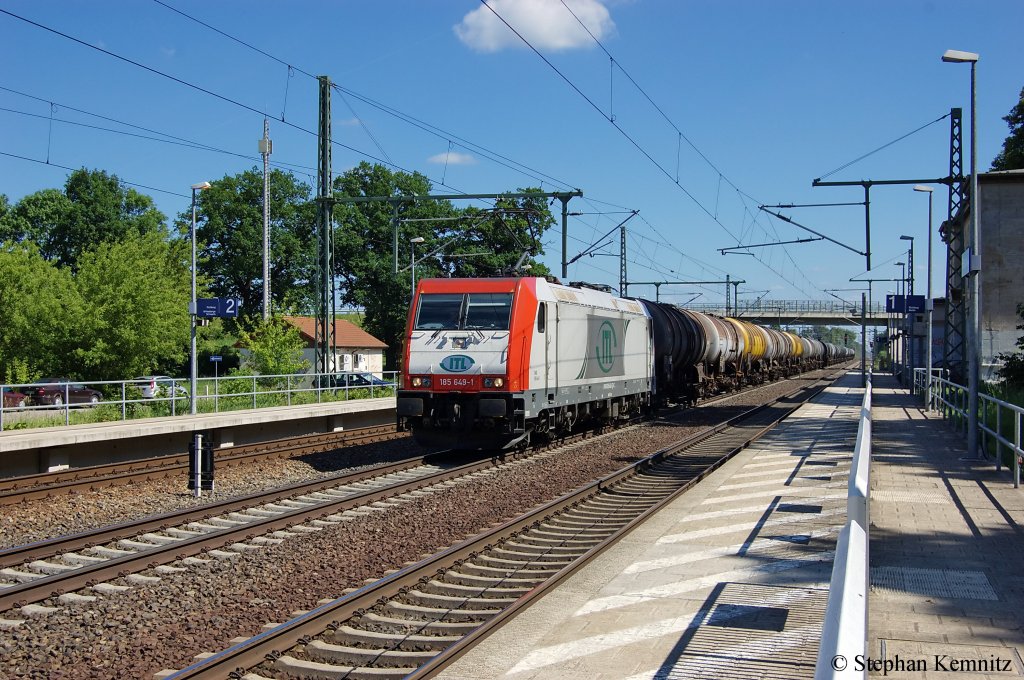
(260, 118, 273, 321)
(620, 220, 628, 297)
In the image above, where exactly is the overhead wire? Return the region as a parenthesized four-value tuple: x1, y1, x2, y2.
(480, 0, 817, 298)
(0, 150, 189, 198)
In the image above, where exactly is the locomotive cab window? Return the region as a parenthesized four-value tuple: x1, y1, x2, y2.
(464, 293, 513, 330)
(537, 302, 546, 333)
(415, 294, 464, 330)
(414, 292, 513, 331)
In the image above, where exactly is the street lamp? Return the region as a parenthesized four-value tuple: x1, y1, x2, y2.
(900, 235, 915, 387)
(895, 261, 905, 380)
(410, 237, 425, 298)
(942, 48, 981, 458)
(189, 181, 211, 417)
(914, 185, 935, 408)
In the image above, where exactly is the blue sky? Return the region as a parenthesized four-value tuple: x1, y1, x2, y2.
(1, 0, 1020, 308)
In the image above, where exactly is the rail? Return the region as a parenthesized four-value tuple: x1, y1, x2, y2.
(0, 371, 397, 433)
(815, 370, 871, 679)
(915, 368, 1022, 489)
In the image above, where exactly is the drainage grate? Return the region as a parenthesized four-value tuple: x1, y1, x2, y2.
(769, 534, 811, 545)
(707, 604, 789, 632)
(777, 504, 823, 514)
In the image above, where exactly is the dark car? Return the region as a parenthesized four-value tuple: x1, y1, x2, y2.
(23, 378, 102, 407)
(329, 372, 392, 388)
(2, 386, 29, 409)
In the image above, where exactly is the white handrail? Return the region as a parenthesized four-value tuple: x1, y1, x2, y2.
(815, 372, 871, 679)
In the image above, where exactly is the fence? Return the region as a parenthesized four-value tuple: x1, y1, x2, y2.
(915, 368, 1022, 489)
(814, 371, 871, 679)
(0, 372, 398, 433)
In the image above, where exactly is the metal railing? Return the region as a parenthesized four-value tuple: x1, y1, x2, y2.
(684, 299, 885, 316)
(915, 368, 1022, 489)
(815, 371, 871, 679)
(0, 372, 398, 433)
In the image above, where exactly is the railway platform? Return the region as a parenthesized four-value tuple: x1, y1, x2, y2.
(436, 372, 1024, 679)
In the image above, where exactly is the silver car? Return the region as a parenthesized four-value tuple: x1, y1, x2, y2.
(134, 376, 188, 399)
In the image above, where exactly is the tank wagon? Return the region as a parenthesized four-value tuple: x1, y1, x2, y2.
(397, 277, 853, 450)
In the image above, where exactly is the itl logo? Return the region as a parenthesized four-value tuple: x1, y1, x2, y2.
(596, 320, 617, 373)
(440, 355, 475, 372)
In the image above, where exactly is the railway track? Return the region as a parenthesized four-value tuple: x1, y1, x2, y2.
(0, 424, 402, 505)
(159, 366, 847, 679)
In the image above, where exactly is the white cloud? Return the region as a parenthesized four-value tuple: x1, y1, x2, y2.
(454, 0, 615, 53)
(338, 117, 362, 127)
(161, 46, 176, 58)
(428, 151, 477, 165)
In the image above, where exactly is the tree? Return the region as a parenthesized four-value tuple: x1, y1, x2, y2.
(0, 188, 72, 250)
(49, 169, 166, 268)
(996, 303, 1024, 387)
(236, 316, 309, 378)
(180, 168, 317, 318)
(440, 191, 553, 279)
(70, 231, 192, 380)
(992, 87, 1024, 171)
(0, 242, 83, 379)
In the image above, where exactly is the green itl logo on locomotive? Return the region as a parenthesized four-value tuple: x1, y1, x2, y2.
(440, 354, 475, 372)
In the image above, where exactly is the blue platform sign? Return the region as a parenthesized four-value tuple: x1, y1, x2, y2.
(195, 298, 241, 318)
(209, 355, 222, 362)
(885, 294, 926, 314)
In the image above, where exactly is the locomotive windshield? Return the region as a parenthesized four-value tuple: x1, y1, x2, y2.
(415, 293, 513, 331)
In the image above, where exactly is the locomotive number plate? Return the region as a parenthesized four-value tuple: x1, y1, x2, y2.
(435, 376, 480, 390)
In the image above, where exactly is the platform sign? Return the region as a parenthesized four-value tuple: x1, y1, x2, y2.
(209, 355, 222, 362)
(886, 295, 926, 314)
(194, 298, 241, 318)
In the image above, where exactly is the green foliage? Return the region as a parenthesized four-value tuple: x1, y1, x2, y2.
(0, 242, 83, 379)
(236, 316, 309, 378)
(991, 87, 1024, 171)
(178, 168, 317, 318)
(996, 303, 1024, 387)
(71, 231, 191, 379)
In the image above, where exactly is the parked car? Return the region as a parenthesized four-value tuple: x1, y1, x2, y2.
(23, 378, 102, 407)
(134, 376, 188, 399)
(329, 372, 392, 388)
(2, 386, 29, 409)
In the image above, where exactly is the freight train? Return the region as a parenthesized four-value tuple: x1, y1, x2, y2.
(397, 277, 853, 450)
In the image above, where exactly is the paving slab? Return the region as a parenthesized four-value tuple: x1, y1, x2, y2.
(867, 374, 1024, 678)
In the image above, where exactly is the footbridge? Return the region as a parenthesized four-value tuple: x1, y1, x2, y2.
(682, 300, 888, 327)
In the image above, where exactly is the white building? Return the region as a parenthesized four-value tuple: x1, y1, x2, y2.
(282, 316, 388, 375)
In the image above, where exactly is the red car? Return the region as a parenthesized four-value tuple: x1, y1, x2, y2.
(2, 386, 29, 409)
(23, 378, 102, 407)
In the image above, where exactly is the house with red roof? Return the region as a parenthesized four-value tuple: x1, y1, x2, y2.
(281, 316, 388, 375)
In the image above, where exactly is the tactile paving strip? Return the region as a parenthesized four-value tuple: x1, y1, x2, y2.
(871, 566, 998, 601)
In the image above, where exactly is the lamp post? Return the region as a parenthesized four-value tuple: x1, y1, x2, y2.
(895, 262, 905, 381)
(410, 237, 425, 299)
(942, 48, 980, 457)
(900, 235, 915, 388)
(914, 185, 935, 408)
(190, 181, 211, 416)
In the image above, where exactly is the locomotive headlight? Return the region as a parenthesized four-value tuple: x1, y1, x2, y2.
(411, 377, 431, 388)
(483, 377, 505, 388)
(493, 377, 504, 388)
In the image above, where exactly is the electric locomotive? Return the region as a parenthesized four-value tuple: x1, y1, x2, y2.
(397, 277, 652, 449)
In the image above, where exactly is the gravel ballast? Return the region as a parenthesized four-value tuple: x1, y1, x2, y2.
(0, 372, 838, 679)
